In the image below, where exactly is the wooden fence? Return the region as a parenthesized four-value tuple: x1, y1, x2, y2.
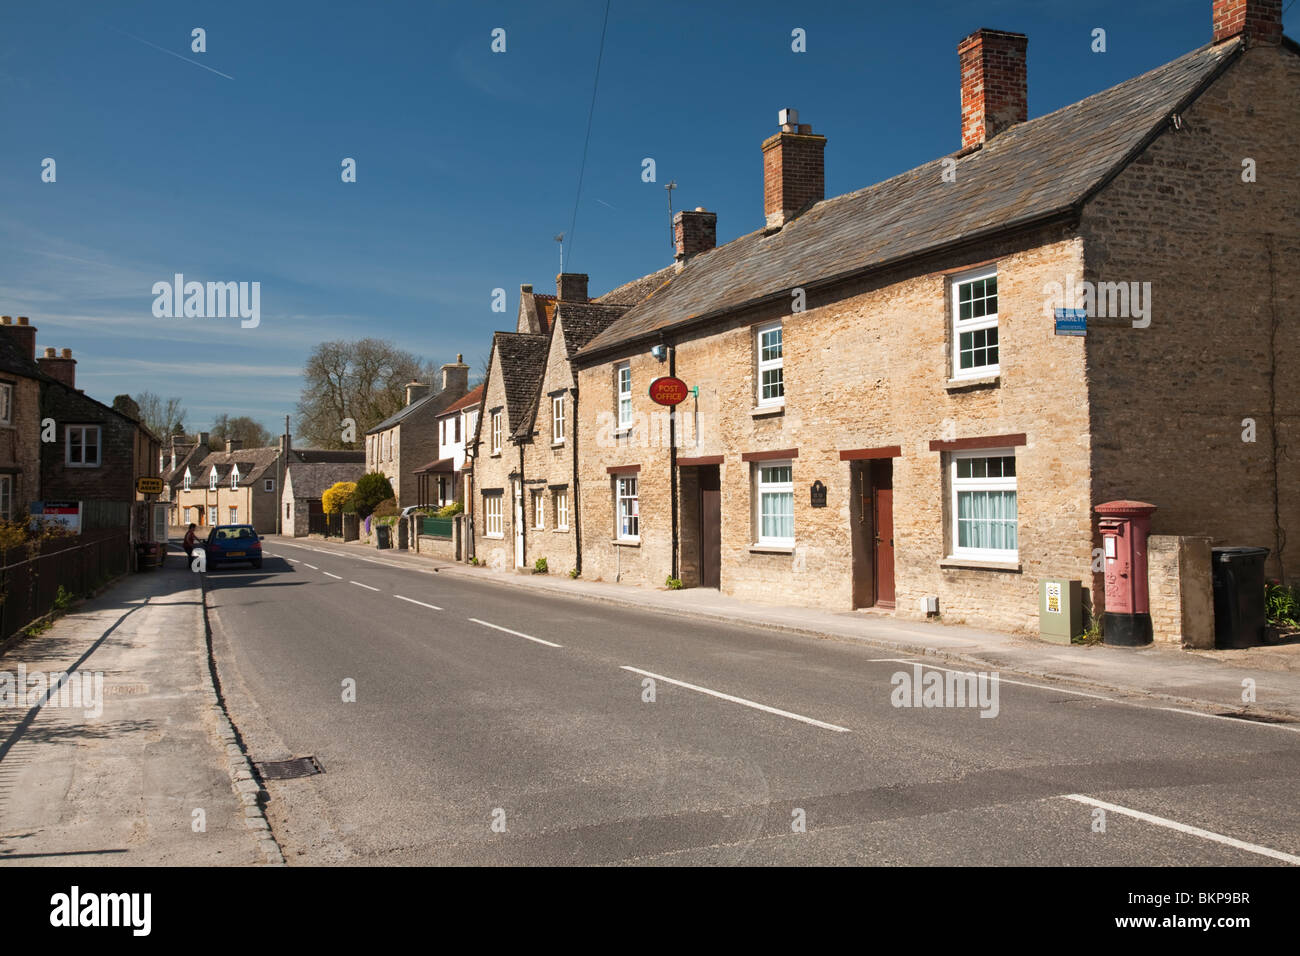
(0, 530, 130, 643)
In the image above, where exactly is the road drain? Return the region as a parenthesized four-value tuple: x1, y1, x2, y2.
(257, 755, 325, 780)
(1213, 711, 1296, 724)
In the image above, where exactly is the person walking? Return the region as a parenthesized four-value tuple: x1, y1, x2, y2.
(183, 523, 198, 565)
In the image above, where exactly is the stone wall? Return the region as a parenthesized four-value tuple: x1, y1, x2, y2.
(1082, 42, 1300, 587)
(1146, 534, 1215, 648)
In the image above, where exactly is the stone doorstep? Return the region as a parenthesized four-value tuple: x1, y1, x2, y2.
(281, 537, 1300, 722)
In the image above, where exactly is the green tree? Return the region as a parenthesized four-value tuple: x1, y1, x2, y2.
(210, 414, 273, 448)
(352, 472, 395, 519)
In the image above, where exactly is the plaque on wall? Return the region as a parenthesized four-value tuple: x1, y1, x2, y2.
(810, 481, 827, 508)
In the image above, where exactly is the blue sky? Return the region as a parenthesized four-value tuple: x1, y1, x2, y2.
(1, 0, 1291, 437)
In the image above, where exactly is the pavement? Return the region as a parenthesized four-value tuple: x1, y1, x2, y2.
(0, 555, 271, 866)
(199, 536, 1300, 865)
(301, 534, 1300, 722)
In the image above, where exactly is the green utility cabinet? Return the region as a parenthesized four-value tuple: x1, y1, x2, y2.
(1039, 579, 1083, 645)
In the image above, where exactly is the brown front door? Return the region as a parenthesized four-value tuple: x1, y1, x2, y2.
(872, 460, 895, 608)
(699, 466, 721, 589)
(850, 461, 873, 607)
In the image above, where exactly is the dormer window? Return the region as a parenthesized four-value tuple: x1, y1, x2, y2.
(184, 468, 192, 491)
(209, 469, 218, 491)
(230, 466, 240, 490)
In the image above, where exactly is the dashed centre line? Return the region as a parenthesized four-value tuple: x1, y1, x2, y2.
(395, 595, 442, 611)
(304, 563, 318, 570)
(351, 581, 380, 591)
(323, 572, 342, 580)
(620, 666, 851, 733)
(1061, 794, 1300, 865)
(468, 618, 562, 648)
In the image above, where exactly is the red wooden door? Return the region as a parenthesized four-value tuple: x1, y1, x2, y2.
(699, 467, 721, 589)
(874, 487, 895, 608)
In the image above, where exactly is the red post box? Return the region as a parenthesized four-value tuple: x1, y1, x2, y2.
(1094, 500, 1157, 646)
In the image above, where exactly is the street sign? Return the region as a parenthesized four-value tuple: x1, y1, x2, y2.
(136, 476, 164, 495)
(648, 376, 688, 406)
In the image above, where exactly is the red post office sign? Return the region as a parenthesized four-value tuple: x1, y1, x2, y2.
(648, 376, 688, 406)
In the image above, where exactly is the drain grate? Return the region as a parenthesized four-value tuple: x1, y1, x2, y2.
(257, 755, 325, 780)
(1214, 711, 1296, 724)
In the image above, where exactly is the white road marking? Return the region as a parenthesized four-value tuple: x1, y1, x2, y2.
(394, 595, 442, 611)
(620, 666, 851, 733)
(1062, 794, 1300, 865)
(304, 563, 318, 570)
(351, 581, 380, 591)
(469, 618, 562, 648)
(323, 572, 342, 579)
(872, 658, 1116, 702)
(1159, 706, 1300, 734)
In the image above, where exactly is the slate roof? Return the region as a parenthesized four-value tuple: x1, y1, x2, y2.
(291, 448, 365, 464)
(367, 384, 470, 434)
(195, 446, 281, 485)
(411, 457, 455, 474)
(437, 383, 484, 418)
(594, 264, 675, 307)
(491, 331, 549, 435)
(285, 460, 364, 499)
(555, 301, 632, 356)
(579, 37, 1245, 359)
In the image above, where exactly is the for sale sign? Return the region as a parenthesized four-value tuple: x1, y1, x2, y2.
(31, 500, 82, 533)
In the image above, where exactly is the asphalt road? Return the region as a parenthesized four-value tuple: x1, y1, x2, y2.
(204, 536, 1300, 866)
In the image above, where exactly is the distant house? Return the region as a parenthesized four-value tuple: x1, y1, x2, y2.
(364, 356, 471, 507)
(0, 316, 45, 521)
(415, 383, 484, 508)
(281, 459, 365, 536)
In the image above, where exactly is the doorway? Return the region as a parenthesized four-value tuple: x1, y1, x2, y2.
(850, 458, 895, 609)
(513, 480, 524, 567)
(698, 466, 721, 589)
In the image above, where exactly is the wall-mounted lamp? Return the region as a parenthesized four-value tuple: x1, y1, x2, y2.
(650, 344, 667, 361)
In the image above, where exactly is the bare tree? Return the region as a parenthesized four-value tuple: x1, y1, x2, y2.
(296, 338, 437, 449)
(209, 414, 273, 448)
(133, 391, 187, 440)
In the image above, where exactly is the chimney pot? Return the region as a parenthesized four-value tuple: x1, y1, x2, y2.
(439, 356, 470, 397)
(959, 28, 1029, 149)
(556, 273, 589, 302)
(1213, 0, 1283, 45)
(16, 316, 28, 326)
(761, 110, 826, 230)
(0, 317, 10, 326)
(44, 347, 56, 358)
(61, 348, 72, 359)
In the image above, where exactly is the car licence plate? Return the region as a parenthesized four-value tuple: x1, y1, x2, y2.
(227, 551, 245, 557)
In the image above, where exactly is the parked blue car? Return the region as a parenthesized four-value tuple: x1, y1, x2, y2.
(203, 524, 264, 569)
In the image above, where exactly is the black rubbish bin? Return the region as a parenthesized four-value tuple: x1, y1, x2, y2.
(376, 524, 391, 549)
(1211, 546, 1270, 649)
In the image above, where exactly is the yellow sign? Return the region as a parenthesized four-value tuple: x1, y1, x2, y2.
(136, 476, 164, 495)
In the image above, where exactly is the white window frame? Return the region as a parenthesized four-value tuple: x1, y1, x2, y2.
(264, 478, 275, 493)
(952, 267, 1000, 380)
(532, 490, 545, 530)
(756, 321, 785, 407)
(484, 493, 503, 538)
(228, 506, 238, 524)
(183, 468, 192, 491)
(616, 475, 639, 541)
(555, 489, 569, 530)
(754, 460, 795, 546)
(0, 383, 13, 425)
(209, 468, 218, 491)
(184, 507, 192, 524)
(552, 395, 565, 444)
(949, 448, 1018, 561)
(230, 466, 240, 490)
(65, 425, 102, 468)
(0, 474, 11, 520)
(616, 363, 632, 431)
(491, 411, 502, 455)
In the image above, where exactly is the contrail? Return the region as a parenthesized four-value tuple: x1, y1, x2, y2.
(114, 28, 234, 80)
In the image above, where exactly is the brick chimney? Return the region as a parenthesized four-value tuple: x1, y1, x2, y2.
(1, 316, 38, 362)
(959, 29, 1028, 150)
(226, 438, 243, 453)
(197, 431, 210, 449)
(674, 208, 717, 266)
(406, 381, 432, 406)
(440, 354, 470, 397)
(1213, 0, 1283, 45)
(556, 273, 589, 302)
(38, 346, 77, 388)
(761, 109, 826, 230)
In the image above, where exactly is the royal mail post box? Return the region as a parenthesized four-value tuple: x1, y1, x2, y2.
(1095, 500, 1157, 646)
